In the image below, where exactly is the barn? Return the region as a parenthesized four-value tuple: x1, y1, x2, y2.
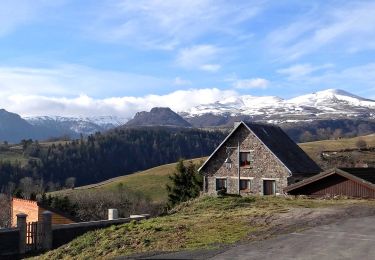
(284, 168, 375, 198)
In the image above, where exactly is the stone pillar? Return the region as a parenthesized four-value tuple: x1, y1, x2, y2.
(42, 211, 52, 250)
(108, 209, 118, 220)
(16, 213, 27, 254)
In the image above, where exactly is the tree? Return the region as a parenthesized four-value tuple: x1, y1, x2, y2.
(65, 177, 76, 189)
(166, 160, 202, 208)
(0, 194, 10, 228)
(19, 177, 34, 199)
(356, 139, 367, 150)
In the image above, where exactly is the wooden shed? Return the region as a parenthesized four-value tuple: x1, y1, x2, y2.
(284, 168, 375, 198)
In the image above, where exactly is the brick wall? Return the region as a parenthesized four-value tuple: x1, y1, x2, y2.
(11, 198, 39, 226)
(203, 124, 290, 195)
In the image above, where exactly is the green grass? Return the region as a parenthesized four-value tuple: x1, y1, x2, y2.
(35, 195, 373, 259)
(50, 158, 206, 203)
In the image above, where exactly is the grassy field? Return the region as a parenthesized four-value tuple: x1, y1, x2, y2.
(51, 158, 206, 203)
(0, 150, 30, 165)
(299, 134, 375, 156)
(35, 195, 375, 259)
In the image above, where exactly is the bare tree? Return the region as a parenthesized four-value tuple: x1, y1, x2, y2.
(65, 177, 76, 189)
(19, 177, 34, 199)
(356, 139, 367, 150)
(64, 187, 162, 221)
(0, 194, 10, 228)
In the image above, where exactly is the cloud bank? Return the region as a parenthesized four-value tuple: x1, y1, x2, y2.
(2, 88, 238, 118)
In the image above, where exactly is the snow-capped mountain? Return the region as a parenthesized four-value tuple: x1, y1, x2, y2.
(19, 89, 375, 134)
(25, 116, 128, 135)
(182, 89, 375, 124)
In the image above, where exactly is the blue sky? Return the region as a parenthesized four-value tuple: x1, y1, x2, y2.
(0, 0, 375, 117)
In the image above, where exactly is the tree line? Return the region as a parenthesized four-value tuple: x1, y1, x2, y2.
(0, 127, 226, 195)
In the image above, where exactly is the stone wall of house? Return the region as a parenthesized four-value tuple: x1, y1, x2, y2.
(203, 124, 290, 195)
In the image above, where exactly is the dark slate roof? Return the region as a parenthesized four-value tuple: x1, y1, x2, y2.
(199, 121, 321, 174)
(243, 122, 321, 174)
(339, 168, 375, 184)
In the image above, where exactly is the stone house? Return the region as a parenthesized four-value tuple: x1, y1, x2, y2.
(11, 198, 76, 226)
(199, 122, 321, 195)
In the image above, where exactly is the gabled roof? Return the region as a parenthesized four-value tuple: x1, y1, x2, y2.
(284, 168, 375, 193)
(199, 121, 321, 174)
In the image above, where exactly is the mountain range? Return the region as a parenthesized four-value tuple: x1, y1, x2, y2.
(0, 89, 375, 142)
(182, 89, 375, 127)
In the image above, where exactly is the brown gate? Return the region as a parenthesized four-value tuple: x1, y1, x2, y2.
(26, 222, 44, 252)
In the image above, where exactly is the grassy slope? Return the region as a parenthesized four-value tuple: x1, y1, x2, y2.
(51, 158, 206, 203)
(36, 196, 374, 259)
(299, 134, 375, 156)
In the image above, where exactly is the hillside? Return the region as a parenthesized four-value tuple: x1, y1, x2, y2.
(0, 127, 225, 192)
(299, 134, 375, 155)
(36, 196, 375, 259)
(49, 134, 375, 202)
(51, 158, 206, 203)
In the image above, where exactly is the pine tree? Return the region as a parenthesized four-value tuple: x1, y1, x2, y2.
(166, 160, 202, 208)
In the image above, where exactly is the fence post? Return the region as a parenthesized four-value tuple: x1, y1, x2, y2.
(42, 211, 52, 250)
(108, 209, 118, 220)
(16, 213, 27, 255)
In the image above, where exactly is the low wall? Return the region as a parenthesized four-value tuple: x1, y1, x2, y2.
(52, 216, 146, 248)
(0, 228, 20, 258)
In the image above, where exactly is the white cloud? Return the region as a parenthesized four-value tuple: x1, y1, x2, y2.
(0, 65, 170, 98)
(266, 2, 375, 60)
(173, 77, 191, 86)
(0, 1, 65, 36)
(89, 0, 262, 49)
(2, 88, 238, 118)
(232, 78, 269, 89)
(176, 45, 221, 72)
(200, 64, 221, 72)
(277, 63, 334, 80)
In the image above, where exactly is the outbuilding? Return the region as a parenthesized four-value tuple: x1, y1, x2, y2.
(284, 168, 375, 198)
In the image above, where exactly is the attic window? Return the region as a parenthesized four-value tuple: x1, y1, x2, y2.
(240, 152, 253, 167)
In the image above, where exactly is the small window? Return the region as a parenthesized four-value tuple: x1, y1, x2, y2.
(216, 178, 227, 191)
(240, 179, 251, 191)
(240, 152, 253, 167)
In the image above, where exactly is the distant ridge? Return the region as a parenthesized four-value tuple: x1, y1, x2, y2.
(125, 107, 191, 127)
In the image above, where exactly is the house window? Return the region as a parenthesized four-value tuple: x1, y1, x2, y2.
(240, 179, 251, 191)
(216, 178, 227, 191)
(263, 180, 276, 195)
(240, 152, 253, 167)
